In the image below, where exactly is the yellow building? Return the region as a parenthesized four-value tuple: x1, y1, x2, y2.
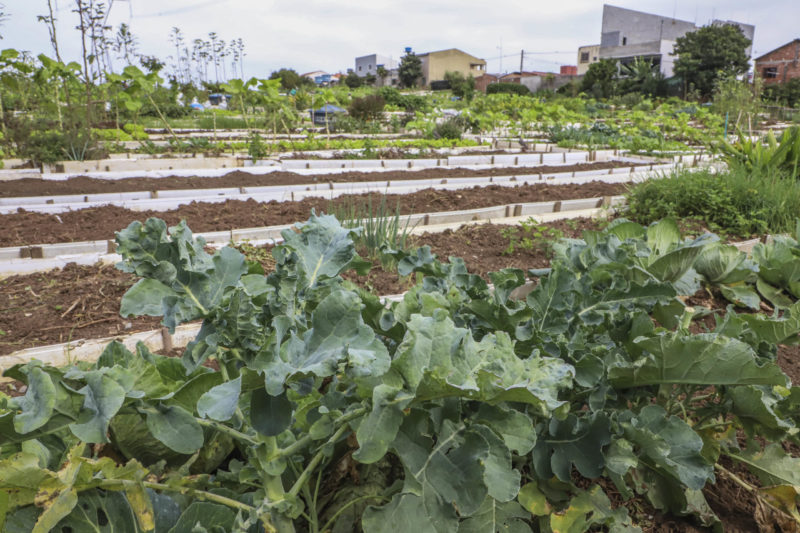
(577, 44, 600, 75)
(417, 48, 487, 87)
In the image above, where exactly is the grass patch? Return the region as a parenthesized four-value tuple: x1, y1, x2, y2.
(625, 167, 800, 237)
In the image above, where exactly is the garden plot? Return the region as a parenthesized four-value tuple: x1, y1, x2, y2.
(3, 212, 800, 533)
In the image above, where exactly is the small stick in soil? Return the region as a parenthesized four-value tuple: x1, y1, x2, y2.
(60, 297, 82, 319)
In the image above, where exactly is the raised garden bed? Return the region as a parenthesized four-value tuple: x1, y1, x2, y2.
(0, 181, 626, 247)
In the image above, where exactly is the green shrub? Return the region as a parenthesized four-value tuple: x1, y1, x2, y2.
(92, 129, 132, 142)
(432, 116, 464, 140)
(122, 123, 149, 140)
(626, 167, 800, 236)
(486, 82, 531, 96)
(348, 94, 386, 122)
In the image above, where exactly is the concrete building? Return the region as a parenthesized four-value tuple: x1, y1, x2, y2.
(417, 48, 487, 87)
(577, 45, 600, 75)
(598, 4, 754, 77)
(755, 39, 800, 85)
(354, 54, 398, 78)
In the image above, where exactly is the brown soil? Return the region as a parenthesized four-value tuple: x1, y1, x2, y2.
(0, 161, 635, 198)
(0, 220, 600, 356)
(0, 263, 160, 356)
(0, 181, 626, 247)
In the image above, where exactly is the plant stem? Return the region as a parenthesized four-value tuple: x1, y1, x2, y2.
(288, 423, 351, 498)
(319, 495, 387, 533)
(272, 408, 366, 461)
(197, 418, 258, 445)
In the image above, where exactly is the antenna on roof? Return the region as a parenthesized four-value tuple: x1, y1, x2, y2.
(673, 0, 677, 20)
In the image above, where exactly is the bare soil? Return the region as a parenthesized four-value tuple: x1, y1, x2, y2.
(0, 181, 626, 247)
(0, 220, 600, 356)
(0, 161, 636, 198)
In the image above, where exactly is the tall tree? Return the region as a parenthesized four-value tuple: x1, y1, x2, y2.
(398, 51, 422, 88)
(579, 59, 617, 99)
(672, 24, 751, 98)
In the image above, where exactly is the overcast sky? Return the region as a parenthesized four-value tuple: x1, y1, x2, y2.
(1, 1, 796, 78)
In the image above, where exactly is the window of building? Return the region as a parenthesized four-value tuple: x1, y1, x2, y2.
(580, 52, 590, 63)
(763, 67, 778, 79)
(368, 64, 372, 69)
(622, 37, 627, 45)
(358, 66, 362, 71)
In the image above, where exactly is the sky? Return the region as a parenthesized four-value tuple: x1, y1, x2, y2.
(1, 0, 796, 79)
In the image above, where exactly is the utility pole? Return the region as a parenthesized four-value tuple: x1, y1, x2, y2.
(520, 50, 524, 74)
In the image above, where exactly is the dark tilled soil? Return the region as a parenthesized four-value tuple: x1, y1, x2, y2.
(0, 263, 161, 356)
(0, 161, 635, 198)
(0, 181, 626, 247)
(0, 220, 600, 356)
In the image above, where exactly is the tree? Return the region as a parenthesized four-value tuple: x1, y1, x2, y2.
(672, 24, 751, 99)
(580, 59, 617, 99)
(618, 57, 665, 97)
(269, 68, 311, 91)
(444, 71, 475, 101)
(398, 51, 422, 88)
(344, 71, 363, 89)
(376, 65, 388, 86)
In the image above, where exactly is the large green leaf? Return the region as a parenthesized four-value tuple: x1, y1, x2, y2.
(167, 502, 236, 533)
(533, 413, 611, 482)
(145, 405, 204, 454)
(457, 498, 531, 533)
(610, 332, 788, 387)
(12, 366, 56, 434)
(620, 405, 712, 490)
(279, 211, 359, 290)
(197, 377, 241, 422)
(694, 242, 755, 285)
(393, 418, 490, 519)
(250, 389, 292, 437)
(394, 312, 573, 413)
(646, 218, 681, 256)
(116, 219, 247, 331)
(730, 444, 800, 486)
(354, 384, 413, 464)
(266, 290, 390, 395)
(362, 492, 455, 533)
(69, 372, 126, 443)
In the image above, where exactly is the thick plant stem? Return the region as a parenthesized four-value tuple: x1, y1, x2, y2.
(714, 463, 800, 526)
(289, 423, 351, 498)
(271, 408, 366, 461)
(147, 94, 179, 143)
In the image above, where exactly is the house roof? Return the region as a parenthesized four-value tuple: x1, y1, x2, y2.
(416, 48, 486, 62)
(300, 70, 327, 78)
(755, 39, 800, 61)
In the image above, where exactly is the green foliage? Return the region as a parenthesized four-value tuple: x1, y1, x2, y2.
(672, 24, 752, 98)
(712, 76, 762, 132)
(247, 131, 267, 163)
(486, 82, 531, 96)
(617, 58, 666, 97)
(3, 213, 800, 531)
(763, 78, 800, 108)
(347, 94, 386, 122)
(716, 126, 800, 179)
(626, 167, 798, 236)
(444, 71, 476, 101)
(580, 59, 617, 99)
(432, 116, 465, 140)
(344, 71, 364, 89)
(269, 68, 314, 91)
(501, 219, 564, 255)
(398, 52, 422, 88)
